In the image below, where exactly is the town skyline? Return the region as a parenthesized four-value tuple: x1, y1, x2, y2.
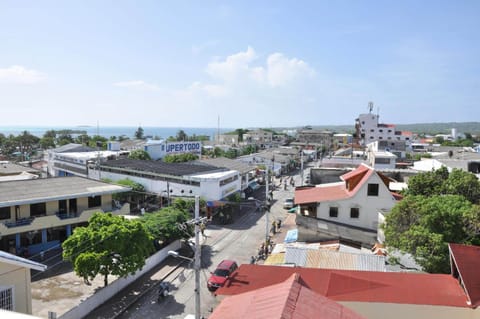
(1, 1, 479, 128)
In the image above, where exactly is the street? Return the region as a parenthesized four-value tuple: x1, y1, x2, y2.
(117, 171, 301, 319)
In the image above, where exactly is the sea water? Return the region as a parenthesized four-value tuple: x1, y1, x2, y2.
(0, 126, 232, 140)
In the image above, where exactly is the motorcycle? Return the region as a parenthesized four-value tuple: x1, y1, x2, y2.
(158, 282, 170, 302)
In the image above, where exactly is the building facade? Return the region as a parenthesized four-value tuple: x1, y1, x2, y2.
(0, 177, 130, 255)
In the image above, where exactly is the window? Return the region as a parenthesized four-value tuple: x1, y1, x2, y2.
(30, 203, 46, 217)
(88, 196, 102, 208)
(329, 207, 338, 218)
(59, 200, 67, 214)
(350, 207, 360, 218)
(0, 286, 14, 310)
(367, 183, 379, 196)
(0, 207, 10, 220)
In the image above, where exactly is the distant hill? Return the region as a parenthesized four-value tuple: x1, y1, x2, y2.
(275, 122, 480, 135)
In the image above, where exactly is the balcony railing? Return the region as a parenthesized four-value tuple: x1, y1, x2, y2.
(0, 203, 130, 236)
(4, 217, 35, 228)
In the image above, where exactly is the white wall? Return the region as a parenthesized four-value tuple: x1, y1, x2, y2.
(316, 173, 397, 231)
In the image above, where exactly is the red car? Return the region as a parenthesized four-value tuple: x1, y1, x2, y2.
(207, 260, 238, 291)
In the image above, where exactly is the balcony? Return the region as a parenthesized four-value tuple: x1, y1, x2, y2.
(0, 203, 130, 236)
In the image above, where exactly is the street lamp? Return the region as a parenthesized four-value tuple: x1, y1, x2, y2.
(168, 196, 202, 319)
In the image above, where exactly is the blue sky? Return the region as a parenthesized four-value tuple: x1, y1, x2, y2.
(0, 1, 479, 128)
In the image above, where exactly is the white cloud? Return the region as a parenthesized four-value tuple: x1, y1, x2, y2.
(266, 53, 315, 87)
(203, 46, 315, 91)
(113, 80, 160, 91)
(0, 65, 46, 84)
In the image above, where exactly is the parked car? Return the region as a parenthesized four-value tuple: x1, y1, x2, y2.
(283, 198, 294, 209)
(207, 260, 238, 291)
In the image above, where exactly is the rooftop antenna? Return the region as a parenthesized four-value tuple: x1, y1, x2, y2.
(217, 115, 220, 143)
(368, 101, 374, 113)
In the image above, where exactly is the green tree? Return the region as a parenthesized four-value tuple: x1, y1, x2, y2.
(128, 149, 151, 160)
(62, 212, 154, 286)
(134, 126, 145, 140)
(16, 131, 40, 160)
(141, 207, 192, 245)
(163, 153, 198, 163)
(404, 166, 449, 197)
(406, 167, 480, 204)
(384, 195, 480, 273)
(176, 130, 188, 141)
(443, 168, 480, 204)
(57, 133, 74, 146)
(74, 134, 91, 145)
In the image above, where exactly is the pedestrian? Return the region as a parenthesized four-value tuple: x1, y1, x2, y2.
(250, 256, 256, 264)
(200, 222, 206, 238)
(271, 220, 277, 234)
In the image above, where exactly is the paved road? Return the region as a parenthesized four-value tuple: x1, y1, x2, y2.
(117, 171, 302, 319)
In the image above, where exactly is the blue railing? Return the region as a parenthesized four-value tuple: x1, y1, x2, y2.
(4, 217, 35, 228)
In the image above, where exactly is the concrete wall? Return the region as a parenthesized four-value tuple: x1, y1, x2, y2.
(59, 240, 181, 319)
(0, 263, 31, 314)
(296, 214, 378, 246)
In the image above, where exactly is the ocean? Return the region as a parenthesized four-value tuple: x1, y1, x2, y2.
(0, 126, 233, 140)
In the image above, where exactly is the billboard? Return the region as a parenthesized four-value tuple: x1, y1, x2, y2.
(165, 141, 202, 154)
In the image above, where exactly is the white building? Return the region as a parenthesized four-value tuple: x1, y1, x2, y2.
(355, 110, 412, 148)
(46, 143, 127, 177)
(295, 164, 401, 245)
(89, 159, 241, 201)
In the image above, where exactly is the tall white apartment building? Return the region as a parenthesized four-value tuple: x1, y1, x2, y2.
(355, 111, 412, 152)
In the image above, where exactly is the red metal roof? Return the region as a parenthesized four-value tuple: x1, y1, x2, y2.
(210, 273, 365, 319)
(217, 265, 469, 308)
(449, 243, 480, 308)
(295, 164, 374, 205)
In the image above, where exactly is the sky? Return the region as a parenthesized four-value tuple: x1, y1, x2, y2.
(0, 1, 479, 129)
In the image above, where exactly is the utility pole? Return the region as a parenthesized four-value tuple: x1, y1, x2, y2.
(194, 196, 201, 319)
(168, 195, 204, 319)
(265, 166, 269, 243)
(300, 150, 304, 186)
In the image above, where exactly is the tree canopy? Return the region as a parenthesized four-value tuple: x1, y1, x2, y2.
(140, 207, 193, 246)
(128, 149, 151, 160)
(405, 166, 480, 204)
(62, 212, 154, 286)
(385, 167, 480, 273)
(384, 195, 480, 273)
(163, 153, 198, 163)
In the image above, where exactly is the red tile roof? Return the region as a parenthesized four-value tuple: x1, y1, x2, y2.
(217, 265, 469, 308)
(210, 273, 366, 319)
(449, 243, 480, 308)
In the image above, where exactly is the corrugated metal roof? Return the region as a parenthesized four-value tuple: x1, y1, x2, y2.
(216, 264, 470, 308)
(101, 158, 223, 177)
(196, 157, 254, 174)
(285, 246, 386, 272)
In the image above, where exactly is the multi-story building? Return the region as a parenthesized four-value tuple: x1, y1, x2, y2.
(46, 143, 126, 177)
(0, 177, 130, 255)
(242, 129, 273, 149)
(294, 164, 401, 245)
(355, 110, 412, 150)
(296, 129, 334, 150)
